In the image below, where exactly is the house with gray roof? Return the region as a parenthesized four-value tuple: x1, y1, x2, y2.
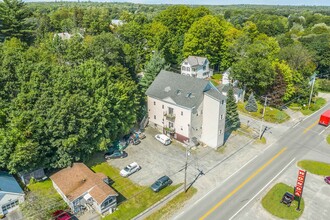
(0, 172, 25, 216)
(146, 70, 226, 148)
(181, 56, 213, 79)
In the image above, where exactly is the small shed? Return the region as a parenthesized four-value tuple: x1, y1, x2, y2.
(18, 168, 47, 185)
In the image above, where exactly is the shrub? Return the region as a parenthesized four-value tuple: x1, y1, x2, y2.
(317, 79, 330, 92)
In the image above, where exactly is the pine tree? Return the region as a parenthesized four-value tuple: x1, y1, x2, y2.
(140, 51, 167, 93)
(245, 92, 258, 112)
(0, 0, 32, 42)
(226, 86, 240, 130)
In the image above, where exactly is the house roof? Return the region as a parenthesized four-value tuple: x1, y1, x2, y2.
(50, 163, 117, 204)
(183, 56, 208, 67)
(0, 172, 24, 194)
(217, 84, 243, 95)
(205, 88, 226, 101)
(146, 70, 212, 109)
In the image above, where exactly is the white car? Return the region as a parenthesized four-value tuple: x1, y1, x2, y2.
(155, 134, 171, 145)
(120, 162, 141, 177)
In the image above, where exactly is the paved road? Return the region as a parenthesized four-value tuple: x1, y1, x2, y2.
(175, 103, 330, 220)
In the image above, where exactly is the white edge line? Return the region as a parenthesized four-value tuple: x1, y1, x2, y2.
(229, 157, 296, 220)
(173, 155, 258, 220)
(302, 102, 330, 122)
(319, 127, 328, 135)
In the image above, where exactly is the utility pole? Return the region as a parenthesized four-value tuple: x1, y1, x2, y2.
(184, 124, 192, 192)
(308, 74, 316, 109)
(259, 96, 271, 139)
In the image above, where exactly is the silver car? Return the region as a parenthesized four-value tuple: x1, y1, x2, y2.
(120, 162, 141, 177)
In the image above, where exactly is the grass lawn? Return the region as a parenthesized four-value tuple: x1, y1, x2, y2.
(210, 73, 222, 85)
(262, 183, 304, 219)
(298, 97, 326, 115)
(90, 162, 181, 220)
(297, 160, 330, 176)
(237, 102, 290, 123)
(327, 134, 330, 144)
(145, 187, 197, 220)
(24, 179, 67, 217)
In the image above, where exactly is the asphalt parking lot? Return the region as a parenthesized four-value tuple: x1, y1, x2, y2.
(106, 127, 187, 186)
(106, 126, 258, 188)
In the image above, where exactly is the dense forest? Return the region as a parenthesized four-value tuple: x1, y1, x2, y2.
(1, 0, 330, 173)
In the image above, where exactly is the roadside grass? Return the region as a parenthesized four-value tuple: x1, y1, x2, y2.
(254, 136, 266, 144)
(327, 134, 330, 144)
(90, 162, 181, 220)
(216, 144, 226, 153)
(297, 160, 330, 176)
(145, 187, 197, 220)
(237, 102, 290, 123)
(262, 183, 304, 219)
(295, 97, 327, 115)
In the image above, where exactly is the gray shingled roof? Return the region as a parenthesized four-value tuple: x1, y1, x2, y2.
(183, 56, 207, 67)
(146, 70, 213, 109)
(205, 88, 227, 101)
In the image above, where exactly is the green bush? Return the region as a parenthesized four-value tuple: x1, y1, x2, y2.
(317, 79, 330, 92)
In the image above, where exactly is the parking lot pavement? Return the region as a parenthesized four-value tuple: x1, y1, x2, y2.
(107, 126, 267, 189)
(107, 127, 187, 186)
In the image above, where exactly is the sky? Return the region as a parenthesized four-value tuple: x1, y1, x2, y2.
(22, 0, 330, 6)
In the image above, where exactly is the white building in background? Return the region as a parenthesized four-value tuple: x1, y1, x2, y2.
(181, 56, 213, 79)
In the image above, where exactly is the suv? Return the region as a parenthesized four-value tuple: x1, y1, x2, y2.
(280, 192, 294, 206)
(150, 175, 172, 192)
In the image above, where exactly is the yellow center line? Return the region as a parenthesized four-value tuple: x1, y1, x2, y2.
(199, 147, 287, 220)
(303, 120, 319, 134)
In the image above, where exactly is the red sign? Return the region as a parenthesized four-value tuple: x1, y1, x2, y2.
(295, 169, 307, 197)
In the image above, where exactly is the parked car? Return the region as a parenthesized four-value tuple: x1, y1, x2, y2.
(324, 176, 330, 184)
(104, 150, 128, 160)
(155, 134, 171, 145)
(120, 162, 141, 177)
(150, 175, 173, 192)
(131, 138, 141, 145)
(135, 131, 146, 139)
(280, 192, 294, 206)
(52, 210, 71, 220)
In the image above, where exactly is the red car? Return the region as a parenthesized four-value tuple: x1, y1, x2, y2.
(52, 210, 71, 220)
(325, 176, 330, 184)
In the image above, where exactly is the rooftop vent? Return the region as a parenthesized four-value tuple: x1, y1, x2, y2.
(164, 86, 171, 92)
(186, 92, 192, 98)
(176, 89, 182, 95)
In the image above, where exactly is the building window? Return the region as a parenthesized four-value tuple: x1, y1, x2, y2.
(154, 115, 156, 119)
(162, 105, 164, 109)
(181, 111, 183, 116)
(169, 122, 173, 128)
(221, 100, 225, 105)
(182, 66, 186, 71)
(168, 107, 174, 115)
(219, 129, 222, 134)
(187, 67, 190, 71)
(154, 101, 156, 105)
(203, 65, 206, 70)
(220, 114, 223, 120)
